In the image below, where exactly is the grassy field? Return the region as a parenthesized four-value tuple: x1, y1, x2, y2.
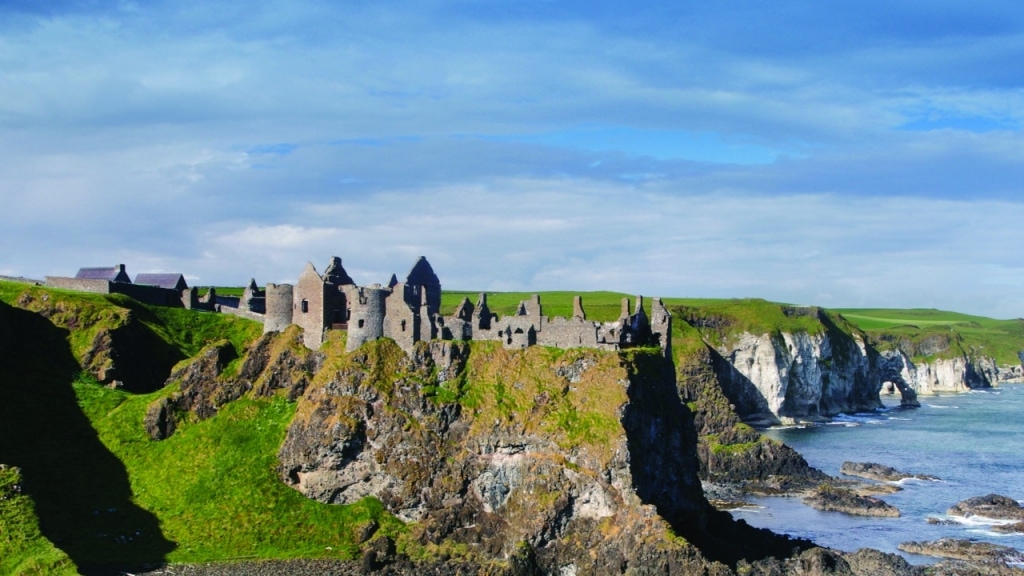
(835, 308, 1024, 365)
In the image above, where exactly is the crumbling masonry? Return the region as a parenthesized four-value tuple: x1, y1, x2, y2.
(263, 256, 671, 356)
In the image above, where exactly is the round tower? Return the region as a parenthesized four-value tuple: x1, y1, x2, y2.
(263, 283, 294, 334)
(345, 285, 388, 352)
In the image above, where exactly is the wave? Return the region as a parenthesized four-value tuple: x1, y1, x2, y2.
(832, 413, 882, 425)
(923, 404, 959, 409)
(943, 515, 1018, 529)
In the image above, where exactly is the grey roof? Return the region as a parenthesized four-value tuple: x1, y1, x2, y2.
(76, 265, 131, 283)
(134, 273, 188, 290)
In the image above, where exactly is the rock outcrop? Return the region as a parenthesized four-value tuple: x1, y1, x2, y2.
(898, 538, 1024, 574)
(145, 327, 317, 440)
(696, 309, 884, 424)
(879, 349, 994, 395)
(675, 337, 828, 493)
(277, 338, 812, 571)
(948, 494, 1024, 521)
(840, 462, 939, 483)
(13, 290, 183, 392)
(804, 485, 900, 518)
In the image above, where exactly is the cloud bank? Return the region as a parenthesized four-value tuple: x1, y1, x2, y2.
(2, 1, 1023, 318)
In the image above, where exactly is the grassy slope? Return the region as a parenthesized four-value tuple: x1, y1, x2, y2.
(78, 385, 402, 563)
(0, 466, 77, 575)
(0, 281, 401, 568)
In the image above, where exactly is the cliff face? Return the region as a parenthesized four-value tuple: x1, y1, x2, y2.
(878, 350, 993, 394)
(708, 317, 882, 424)
(277, 338, 806, 571)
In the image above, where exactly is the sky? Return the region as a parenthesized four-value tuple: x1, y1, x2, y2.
(2, 1, 1023, 318)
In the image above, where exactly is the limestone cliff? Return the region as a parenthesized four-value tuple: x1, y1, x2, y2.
(878, 350, 992, 395)
(873, 329, 1016, 395)
(686, 307, 883, 425)
(674, 327, 828, 493)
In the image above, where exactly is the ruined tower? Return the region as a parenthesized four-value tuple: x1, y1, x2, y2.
(263, 283, 294, 334)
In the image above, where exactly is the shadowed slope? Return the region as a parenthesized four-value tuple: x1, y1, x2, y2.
(0, 300, 175, 569)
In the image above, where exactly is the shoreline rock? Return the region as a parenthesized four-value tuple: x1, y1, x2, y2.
(804, 485, 900, 518)
(840, 461, 939, 483)
(948, 494, 1024, 521)
(899, 538, 1024, 574)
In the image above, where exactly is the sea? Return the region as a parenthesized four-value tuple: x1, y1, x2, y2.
(728, 384, 1024, 564)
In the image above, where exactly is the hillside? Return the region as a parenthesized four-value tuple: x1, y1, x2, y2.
(0, 283, 401, 571)
(1, 280, 1004, 574)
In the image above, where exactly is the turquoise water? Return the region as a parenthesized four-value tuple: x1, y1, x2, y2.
(729, 385, 1024, 563)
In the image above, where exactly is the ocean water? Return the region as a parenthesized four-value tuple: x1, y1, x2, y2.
(728, 384, 1024, 564)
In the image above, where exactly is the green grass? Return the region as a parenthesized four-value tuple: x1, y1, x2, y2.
(0, 281, 403, 568)
(442, 290, 641, 322)
(836, 308, 1024, 365)
(77, 384, 404, 563)
(0, 466, 77, 575)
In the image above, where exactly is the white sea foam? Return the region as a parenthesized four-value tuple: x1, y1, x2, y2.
(832, 413, 881, 425)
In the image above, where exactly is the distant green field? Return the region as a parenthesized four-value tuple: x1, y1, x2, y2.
(441, 290, 738, 323)
(835, 308, 1024, 365)
(834, 308, 993, 330)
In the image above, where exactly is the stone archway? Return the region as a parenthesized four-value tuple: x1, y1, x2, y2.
(880, 367, 920, 408)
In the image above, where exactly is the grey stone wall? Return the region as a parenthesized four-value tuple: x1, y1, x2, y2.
(45, 277, 112, 294)
(536, 317, 600, 349)
(294, 263, 329, 349)
(383, 284, 418, 351)
(47, 276, 183, 307)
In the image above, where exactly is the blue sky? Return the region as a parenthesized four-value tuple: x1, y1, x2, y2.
(2, 1, 1023, 317)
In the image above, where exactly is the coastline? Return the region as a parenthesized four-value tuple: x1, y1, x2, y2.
(729, 386, 1024, 564)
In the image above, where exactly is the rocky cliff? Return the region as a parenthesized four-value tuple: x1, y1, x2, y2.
(275, 336, 812, 572)
(878, 350, 993, 395)
(680, 305, 884, 425)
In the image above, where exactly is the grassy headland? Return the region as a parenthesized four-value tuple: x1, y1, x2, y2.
(836, 308, 1024, 365)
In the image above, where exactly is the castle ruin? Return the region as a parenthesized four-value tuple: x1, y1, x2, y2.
(263, 256, 671, 356)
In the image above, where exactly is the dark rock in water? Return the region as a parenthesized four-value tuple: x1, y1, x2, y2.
(840, 461, 939, 482)
(992, 521, 1024, 534)
(899, 538, 1024, 574)
(926, 517, 961, 526)
(843, 548, 924, 576)
(948, 494, 1024, 521)
(738, 546, 926, 576)
(804, 485, 900, 517)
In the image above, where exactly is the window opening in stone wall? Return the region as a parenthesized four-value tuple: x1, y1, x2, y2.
(401, 319, 406, 332)
(301, 299, 309, 313)
(358, 319, 365, 328)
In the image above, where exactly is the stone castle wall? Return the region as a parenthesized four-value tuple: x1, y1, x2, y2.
(259, 256, 672, 358)
(46, 277, 185, 308)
